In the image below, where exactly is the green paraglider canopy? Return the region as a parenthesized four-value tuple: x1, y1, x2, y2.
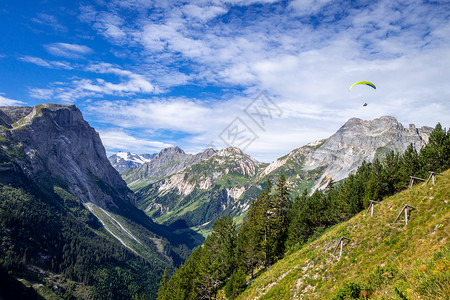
(349, 81, 376, 91)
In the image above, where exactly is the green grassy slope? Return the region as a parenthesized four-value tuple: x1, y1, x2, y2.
(236, 169, 449, 299)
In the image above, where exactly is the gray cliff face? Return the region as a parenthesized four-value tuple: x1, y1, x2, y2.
(123, 146, 217, 188)
(0, 106, 33, 128)
(0, 104, 135, 209)
(267, 116, 432, 190)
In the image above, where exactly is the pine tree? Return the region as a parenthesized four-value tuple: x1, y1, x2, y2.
(260, 179, 273, 268)
(421, 123, 450, 173)
(236, 202, 263, 278)
(196, 215, 237, 299)
(269, 174, 290, 261)
(224, 268, 247, 299)
(156, 268, 168, 300)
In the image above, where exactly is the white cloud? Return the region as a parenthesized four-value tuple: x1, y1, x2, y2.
(0, 94, 24, 106)
(31, 13, 68, 32)
(98, 128, 173, 153)
(18, 56, 73, 69)
(181, 4, 228, 22)
(82, 63, 157, 94)
(87, 98, 222, 133)
(84, 8, 129, 44)
(45, 43, 93, 59)
(28, 88, 54, 100)
(27, 63, 158, 103)
(289, 0, 333, 16)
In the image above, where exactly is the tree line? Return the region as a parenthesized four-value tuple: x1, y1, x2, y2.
(157, 123, 450, 300)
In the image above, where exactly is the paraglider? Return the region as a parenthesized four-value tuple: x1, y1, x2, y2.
(349, 81, 376, 107)
(349, 81, 376, 91)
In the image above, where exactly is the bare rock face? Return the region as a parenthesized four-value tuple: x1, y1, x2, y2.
(263, 116, 432, 191)
(0, 103, 135, 209)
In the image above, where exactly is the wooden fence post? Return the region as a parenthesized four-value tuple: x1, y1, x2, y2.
(393, 203, 417, 225)
(366, 200, 382, 217)
(426, 171, 443, 186)
(333, 236, 351, 260)
(409, 176, 425, 189)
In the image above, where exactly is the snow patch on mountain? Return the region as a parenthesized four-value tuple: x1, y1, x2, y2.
(108, 151, 156, 173)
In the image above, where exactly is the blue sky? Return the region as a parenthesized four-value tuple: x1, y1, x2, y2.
(1, 0, 449, 162)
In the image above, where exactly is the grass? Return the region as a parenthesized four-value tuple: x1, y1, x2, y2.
(235, 169, 450, 299)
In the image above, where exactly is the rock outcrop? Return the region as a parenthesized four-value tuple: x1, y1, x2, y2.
(134, 146, 265, 230)
(0, 103, 202, 264)
(263, 116, 432, 190)
(0, 103, 135, 209)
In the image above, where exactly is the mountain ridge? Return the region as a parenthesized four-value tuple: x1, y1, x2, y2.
(122, 146, 217, 189)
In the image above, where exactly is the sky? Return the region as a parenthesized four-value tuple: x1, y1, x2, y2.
(1, 0, 449, 162)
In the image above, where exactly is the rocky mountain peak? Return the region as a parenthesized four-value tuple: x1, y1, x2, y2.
(157, 146, 185, 157)
(0, 103, 135, 209)
(123, 146, 217, 188)
(216, 146, 245, 157)
(302, 115, 432, 189)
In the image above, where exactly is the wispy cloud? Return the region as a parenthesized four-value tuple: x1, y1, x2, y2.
(31, 13, 68, 32)
(18, 56, 73, 69)
(87, 98, 221, 133)
(27, 62, 158, 103)
(289, 0, 333, 16)
(45, 42, 93, 59)
(28, 88, 55, 100)
(0, 94, 24, 106)
(98, 128, 173, 153)
(81, 0, 450, 161)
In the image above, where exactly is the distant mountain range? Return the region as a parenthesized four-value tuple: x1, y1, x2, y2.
(124, 116, 432, 235)
(122, 146, 217, 190)
(108, 151, 156, 172)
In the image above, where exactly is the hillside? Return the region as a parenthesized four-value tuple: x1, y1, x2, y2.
(236, 169, 449, 299)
